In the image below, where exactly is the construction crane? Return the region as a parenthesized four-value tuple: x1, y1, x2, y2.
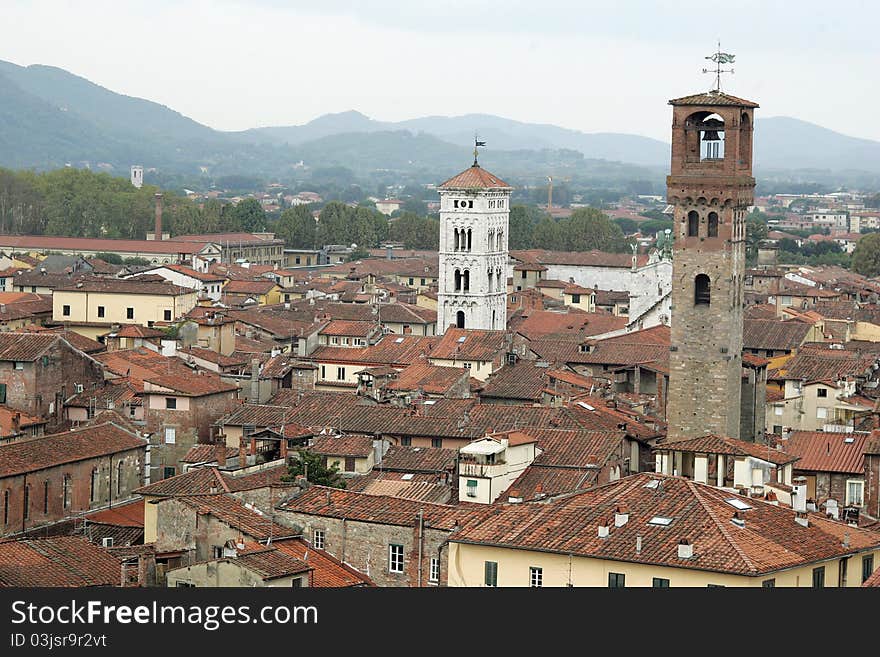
(547, 177, 553, 215)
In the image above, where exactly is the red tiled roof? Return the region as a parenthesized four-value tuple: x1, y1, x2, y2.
(782, 345, 877, 382)
(135, 464, 290, 497)
(279, 485, 484, 530)
(439, 166, 511, 189)
(233, 546, 311, 579)
(85, 499, 144, 527)
(175, 232, 283, 244)
(452, 473, 880, 577)
(158, 263, 226, 281)
(0, 422, 145, 479)
(777, 430, 871, 474)
(384, 363, 467, 395)
(309, 434, 373, 458)
(182, 444, 240, 464)
(513, 310, 627, 342)
(114, 324, 166, 339)
(0, 406, 46, 435)
(511, 249, 648, 269)
(0, 332, 63, 361)
(272, 538, 374, 587)
(429, 328, 508, 361)
(177, 494, 299, 541)
(144, 371, 238, 397)
(743, 319, 812, 352)
(55, 276, 192, 296)
(309, 335, 437, 367)
(0, 536, 122, 586)
(0, 234, 208, 254)
(319, 320, 378, 337)
(668, 90, 760, 108)
(377, 445, 458, 473)
(223, 279, 278, 295)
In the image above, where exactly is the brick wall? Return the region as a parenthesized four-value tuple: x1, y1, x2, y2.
(0, 446, 146, 537)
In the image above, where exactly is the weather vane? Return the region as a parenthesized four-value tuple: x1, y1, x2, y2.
(473, 133, 486, 167)
(703, 41, 735, 92)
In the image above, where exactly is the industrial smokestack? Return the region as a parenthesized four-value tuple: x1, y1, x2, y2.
(154, 193, 164, 241)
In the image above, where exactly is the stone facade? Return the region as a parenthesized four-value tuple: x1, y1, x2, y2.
(276, 508, 451, 587)
(437, 167, 510, 334)
(666, 92, 757, 442)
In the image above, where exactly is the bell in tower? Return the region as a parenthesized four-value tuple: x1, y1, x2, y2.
(700, 116, 724, 160)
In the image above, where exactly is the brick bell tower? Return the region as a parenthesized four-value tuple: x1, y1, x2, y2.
(665, 87, 759, 443)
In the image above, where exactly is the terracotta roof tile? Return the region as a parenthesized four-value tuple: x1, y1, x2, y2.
(384, 363, 468, 395)
(743, 319, 812, 352)
(452, 473, 880, 577)
(429, 328, 508, 361)
(668, 90, 760, 107)
(776, 430, 871, 474)
(0, 536, 122, 587)
(178, 494, 298, 541)
(85, 499, 144, 527)
(439, 165, 511, 189)
(55, 276, 192, 296)
(0, 422, 145, 478)
(377, 445, 458, 473)
(309, 434, 373, 458)
(658, 434, 798, 466)
(272, 538, 374, 587)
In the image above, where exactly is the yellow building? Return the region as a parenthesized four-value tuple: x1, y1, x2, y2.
(447, 473, 880, 587)
(52, 277, 197, 339)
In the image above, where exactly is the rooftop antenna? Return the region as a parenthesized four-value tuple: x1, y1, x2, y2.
(473, 134, 486, 167)
(702, 41, 735, 92)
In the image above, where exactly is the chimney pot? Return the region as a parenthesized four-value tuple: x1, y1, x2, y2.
(677, 539, 693, 559)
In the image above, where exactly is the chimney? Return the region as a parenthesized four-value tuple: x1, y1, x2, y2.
(677, 539, 693, 559)
(791, 476, 808, 512)
(249, 358, 260, 403)
(154, 193, 164, 241)
(731, 512, 746, 528)
(598, 518, 612, 539)
(635, 535, 642, 554)
(534, 483, 546, 500)
(11, 412, 20, 435)
(795, 510, 809, 528)
(215, 440, 227, 467)
(507, 489, 523, 504)
(614, 504, 629, 527)
(238, 434, 249, 468)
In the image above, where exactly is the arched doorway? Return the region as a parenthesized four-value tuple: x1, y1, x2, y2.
(456, 311, 465, 329)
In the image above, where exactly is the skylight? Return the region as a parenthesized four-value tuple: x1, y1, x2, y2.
(395, 337, 404, 343)
(844, 437, 855, 444)
(725, 498, 752, 511)
(401, 473, 414, 480)
(643, 479, 661, 489)
(457, 336, 467, 343)
(577, 401, 595, 411)
(647, 516, 673, 526)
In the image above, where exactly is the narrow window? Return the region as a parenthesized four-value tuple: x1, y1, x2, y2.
(429, 557, 440, 583)
(63, 305, 71, 317)
(456, 311, 465, 329)
(687, 210, 699, 237)
(863, 555, 875, 584)
(117, 461, 124, 497)
(165, 427, 176, 444)
(463, 270, 470, 292)
(164, 309, 172, 321)
(90, 468, 98, 502)
(126, 307, 134, 319)
(2, 490, 8, 525)
(389, 544, 404, 573)
(97, 306, 105, 318)
(484, 561, 498, 587)
(454, 269, 461, 292)
(694, 274, 711, 305)
(708, 212, 719, 237)
(313, 529, 325, 550)
(812, 566, 825, 589)
(467, 229, 472, 251)
(23, 484, 30, 520)
(62, 474, 71, 509)
(43, 481, 49, 514)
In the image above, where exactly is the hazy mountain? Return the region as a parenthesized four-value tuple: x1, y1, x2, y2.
(2, 59, 880, 182)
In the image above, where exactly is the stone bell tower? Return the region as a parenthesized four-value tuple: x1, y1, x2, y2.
(436, 151, 511, 334)
(665, 87, 759, 442)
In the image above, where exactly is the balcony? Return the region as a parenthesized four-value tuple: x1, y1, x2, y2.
(459, 458, 507, 478)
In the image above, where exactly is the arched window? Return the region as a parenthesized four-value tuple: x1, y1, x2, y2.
(463, 270, 470, 292)
(456, 311, 465, 329)
(488, 229, 494, 250)
(687, 211, 699, 237)
(454, 269, 461, 292)
(739, 112, 752, 166)
(708, 211, 719, 238)
(497, 231, 503, 251)
(487, 269, 493, 292)
(453, 228, 459, 251)
(467, 229, 472, 251)
(694, 274, 711, 305)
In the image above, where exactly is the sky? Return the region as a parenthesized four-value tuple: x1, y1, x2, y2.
(2, 0, 879, 142)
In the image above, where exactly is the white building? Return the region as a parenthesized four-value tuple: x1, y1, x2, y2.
(437, 163, 511, 333)
(131, 165, 144, 189)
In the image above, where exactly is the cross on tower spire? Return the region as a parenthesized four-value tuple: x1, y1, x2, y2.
(702, 41, 735, 92)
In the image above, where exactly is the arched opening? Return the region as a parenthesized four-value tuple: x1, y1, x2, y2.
(708, 212, 719, 238)
(454, 269, 461, 292)
(463, 270, 470, 292)
(739, 112, 752, 166)
(487, 269, 493, 292)
(700, 113, 725, 161)
(488, 229, 494, 250)
(467, 229, 472, 251)
(694, 274, 711, 305)
(497, 231, 503, 251)
(453, 228, 459, 251)
(456, 310, 465, 329)
(687, 211, 699, 237)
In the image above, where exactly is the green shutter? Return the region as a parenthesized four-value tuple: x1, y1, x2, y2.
(484, 561, 497, 587)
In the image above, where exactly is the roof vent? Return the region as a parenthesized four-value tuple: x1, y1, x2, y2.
(795, 511, 809, 528)
(614, 505, 629, 527)
(598, 518, 612, 539)
(677, 539, 693, 559)
(731, 512, 746, 528)
(507, 490, 523, 504)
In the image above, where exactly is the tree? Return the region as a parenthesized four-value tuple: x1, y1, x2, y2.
(508, 205, 544, 249)
(852, 233, 880, 276)
(276, 205, 317, 248)
(229, 198, 267, 232)
(564, 207, 627, 252)
(281, 449, 346, 488)
(389, 212, 439, 250)
(745, 214, 768, 263)
(93, 252, 123, 265)
(613, 217, 639, 235)
(533, 216, 564, 250)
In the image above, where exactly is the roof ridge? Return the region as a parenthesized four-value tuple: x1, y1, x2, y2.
(687, 480, 759, 574)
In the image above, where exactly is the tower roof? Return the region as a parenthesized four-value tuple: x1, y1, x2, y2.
(668, 90, 759, 108)
(439, 165, 511, 190)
